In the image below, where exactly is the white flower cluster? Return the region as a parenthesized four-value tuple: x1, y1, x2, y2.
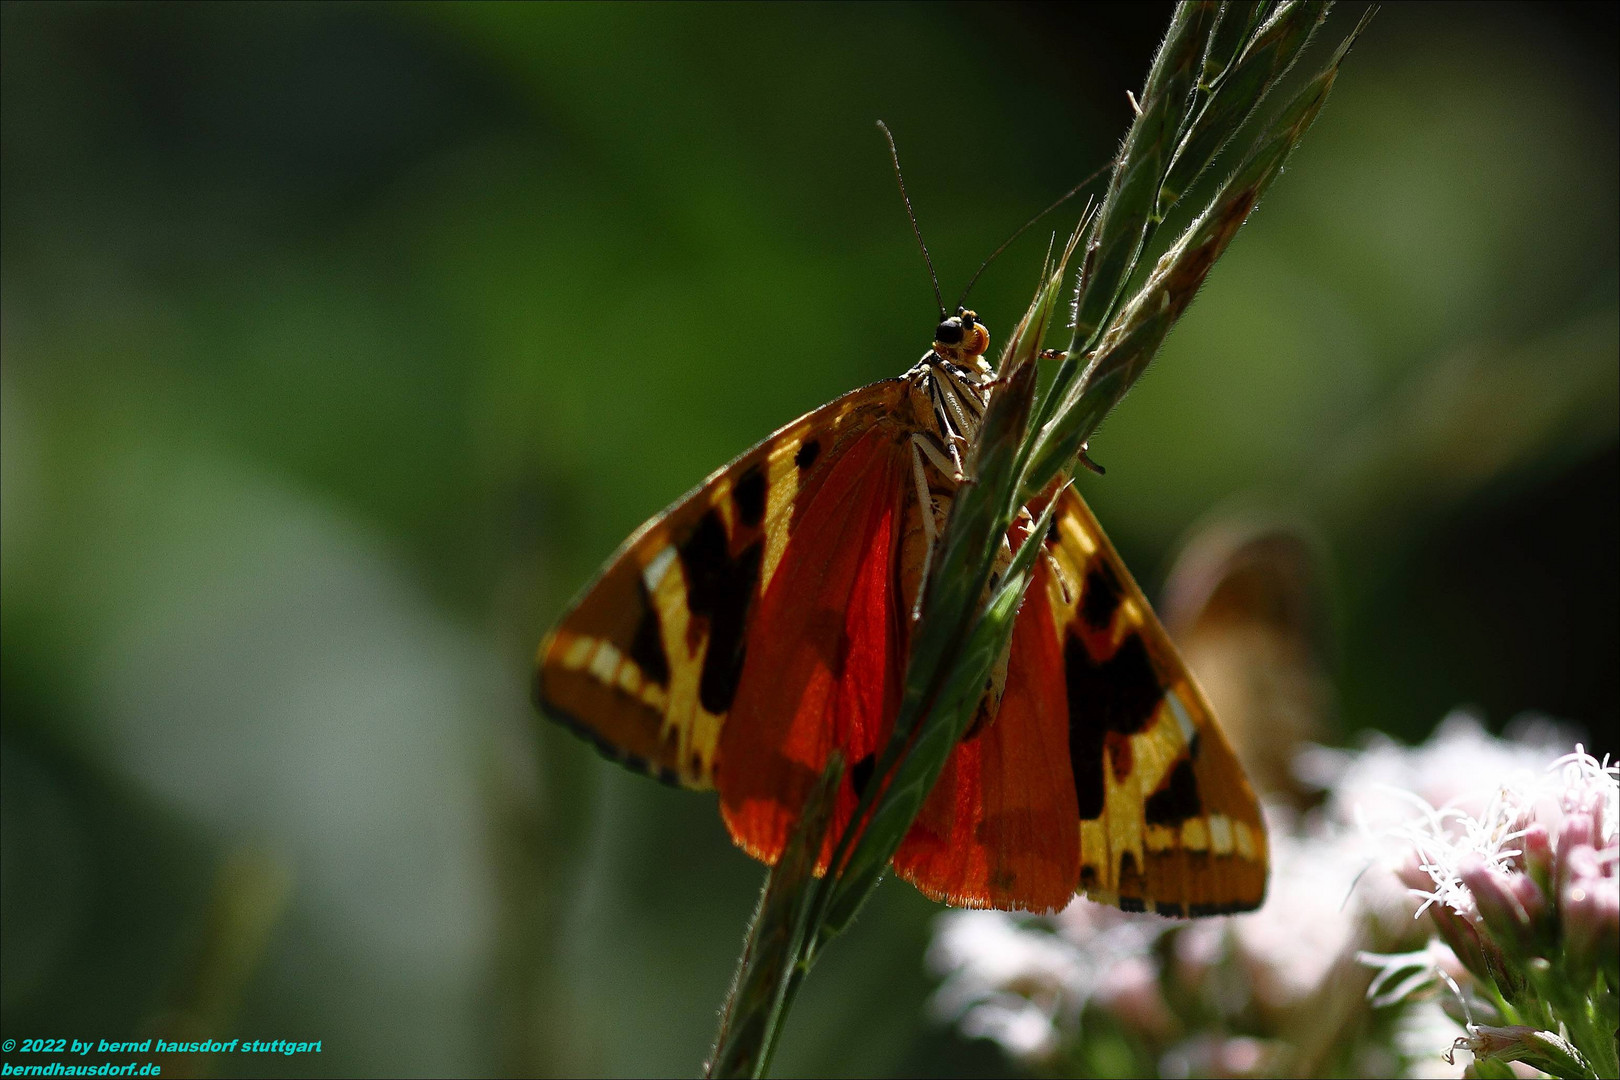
(1295, 712, 1571, 838)
(1379, 725, 1617, 922)
(1361, 728, 1619, 1076)
(925, 711, 1613, 1078)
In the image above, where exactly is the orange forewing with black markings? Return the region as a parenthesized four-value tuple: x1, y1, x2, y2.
(891, 487, 1267, 915)
(536, 378, 915, 790)
(537, 374, 1268, 916)
(716, 423, 912, 870)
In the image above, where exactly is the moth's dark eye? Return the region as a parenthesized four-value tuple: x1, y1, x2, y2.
(935, 319, 964, 344)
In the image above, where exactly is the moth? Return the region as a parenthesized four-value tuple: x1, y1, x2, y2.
(535, 306, 1268, 916)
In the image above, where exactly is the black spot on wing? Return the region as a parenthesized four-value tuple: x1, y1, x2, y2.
(1080, 562, 1123, 629)
(795, 439, 821, 470)
(1119, 896, 1147, 913)
(677, 509, 765, 716)
(627, 580, 671, 688)
(679, 510, 732, 614)
(1145, 757, 1202, 825)
(1046, 516, 1062, 547)
(851, 753, 876, 798)
(1065, 632, 1164, 820)
(1155, 901, 1186, 918)
(732, 464, 767, 528)
(702, 555, 763, 715)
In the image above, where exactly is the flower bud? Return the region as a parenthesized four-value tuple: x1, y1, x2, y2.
(1560, 870, 1619, 988)
(1461, 1023, 1541, 1059)
(1554, 814, 1595, 893)
(1456, 1024, 1592, 1077)
(1519, 823, 1554, 894)
(1427, 902, 1494, 985)
(1505, 868, 1546, 926)
(1563, 843, 1604, 888)
(1395, 852, 1435, 896)
(1459, 859, 1538, 958)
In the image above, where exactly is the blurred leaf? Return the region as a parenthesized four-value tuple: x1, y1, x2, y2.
(1159, 516, 1333, 801)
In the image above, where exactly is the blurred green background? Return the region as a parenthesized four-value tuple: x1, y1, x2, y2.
(2, 2, 1615, 1077)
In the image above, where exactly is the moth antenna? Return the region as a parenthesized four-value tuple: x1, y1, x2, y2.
(955, 159, 1111, 311)
(877, 120, 945, 320)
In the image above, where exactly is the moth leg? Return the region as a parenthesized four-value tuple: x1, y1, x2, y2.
(937, 377, 980, 448)
(1077, 440, 1106, 476)
(912, 431, 962, 483)
(939, 365, 988, 426)
(1008, 501, 1074, 605)
(1019, 502, 1075, 604)
(1047, 548, 1074, 604)
(909, 435, 942, 620)
(926, 404, 967, 477)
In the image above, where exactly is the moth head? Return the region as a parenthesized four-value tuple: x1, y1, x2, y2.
(933, 308, 990, 364)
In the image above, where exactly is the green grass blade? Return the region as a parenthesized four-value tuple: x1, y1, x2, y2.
(1068, 1, 1220, 350)
(1159, 1, 1328, 215)
(1025, 8, 1369, 500)
(1201, 1, 1265, 89)
(707, 754, 844, 1079)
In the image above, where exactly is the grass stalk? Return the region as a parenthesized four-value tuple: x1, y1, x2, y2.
(705, 4, 1371, 1073)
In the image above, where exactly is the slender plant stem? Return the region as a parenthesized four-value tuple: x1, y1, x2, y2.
(703, 5, 1371, 1073)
